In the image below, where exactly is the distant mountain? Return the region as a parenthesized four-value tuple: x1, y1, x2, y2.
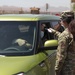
(0, 5, 21, 11)
(0, 5, 70, 13)
(40, 6, 70, 12)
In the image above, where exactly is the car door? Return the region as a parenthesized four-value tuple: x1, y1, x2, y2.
(36, 21, 58, 75)
(45, 50, 56, 75)
(25, 52, 50, 75)
(28, 47, 56, 75)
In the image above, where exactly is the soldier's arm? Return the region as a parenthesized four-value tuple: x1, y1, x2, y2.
(55, 35, 68, 72)
(47, 28, 61, 38)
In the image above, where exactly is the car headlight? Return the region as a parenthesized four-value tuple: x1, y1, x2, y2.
(17, 73, 24, 75)
(14, 72, 25, 75)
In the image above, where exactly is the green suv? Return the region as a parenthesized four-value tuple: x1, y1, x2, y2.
(0, 14, 60, 75)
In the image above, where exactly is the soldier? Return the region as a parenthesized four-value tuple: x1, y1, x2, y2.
(47, 14, 74, 75)
(47, 14, 74, 39)
(54, 15, 75, 75)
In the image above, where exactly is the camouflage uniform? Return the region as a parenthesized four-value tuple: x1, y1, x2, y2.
(55, 28, 75, 75)
(47, 28, 61, 39)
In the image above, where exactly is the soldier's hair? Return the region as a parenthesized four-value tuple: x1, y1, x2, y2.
(68, 20, 75, 40)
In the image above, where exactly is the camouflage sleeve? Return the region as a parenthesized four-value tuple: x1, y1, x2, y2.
(47, 28, 61, 38)
(55, 34, 68, 71)
(54, 31, 61, 39)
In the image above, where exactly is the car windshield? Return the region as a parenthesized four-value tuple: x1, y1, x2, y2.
(0, 21, 36, 55)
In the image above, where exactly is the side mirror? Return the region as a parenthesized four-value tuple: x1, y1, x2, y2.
(44, 40, 58, 47)
(44, 40, 58, 50)
(38, 40, 58, 52)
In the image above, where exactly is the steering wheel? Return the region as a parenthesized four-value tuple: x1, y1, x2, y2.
(3, 47, 20, 51)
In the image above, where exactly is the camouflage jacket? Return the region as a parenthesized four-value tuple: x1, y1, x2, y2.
(47, 28, 61, 39)
(55, 28, 75, 75)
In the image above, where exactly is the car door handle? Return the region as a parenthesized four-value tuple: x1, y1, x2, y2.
(39, 61, 45, 67)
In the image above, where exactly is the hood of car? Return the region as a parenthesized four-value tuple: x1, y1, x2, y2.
(0, 53, 46, 75)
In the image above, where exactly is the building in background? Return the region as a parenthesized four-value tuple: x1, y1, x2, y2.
(30, 7, 40, 14)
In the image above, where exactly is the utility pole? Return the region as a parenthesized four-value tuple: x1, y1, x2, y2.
(46, 3, 49, 14)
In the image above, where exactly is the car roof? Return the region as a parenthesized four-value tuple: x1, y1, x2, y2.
(0, 14, 60, 21)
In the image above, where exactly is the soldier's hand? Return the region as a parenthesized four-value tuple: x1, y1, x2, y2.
(47, 28, 56, 33)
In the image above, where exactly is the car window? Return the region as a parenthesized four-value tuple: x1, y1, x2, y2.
(50, 21, 59, 28)
(0, 21, 36, 55)
(39, 21, 55, 47)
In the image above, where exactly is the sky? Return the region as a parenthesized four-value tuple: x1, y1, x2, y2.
(0, 0, 71, 8)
